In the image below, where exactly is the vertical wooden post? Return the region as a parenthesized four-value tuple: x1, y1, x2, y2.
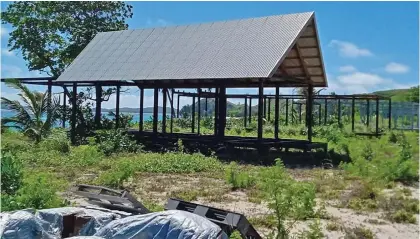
(218, 86, 227, 138)
(285, 98, 289, 125)
(268, 98, 271, 121)
(177, 94, 180, 118)
(71, 83, 77, 144)
(351, 96, 355, 132)
(248, 98, 252, 125)
(162, 88, 167, 133)
(139, 87, 144, 132)
(214, 88, 219, 136)
(115, 85, 120, 129)
(388, 99, 392, 129)
(291, 100, 294, 124)
(205, 97, 208, 117)
(263, 97, 267, 119)
(324, 98, 328, 125)
(244, 97, 248, 128)
(153, 88, 158, 133)
(192, 96, 195, 133)
(197, 89, 201, 135)
(318, 104, 322, 125)
(62, 89, 66, 128)
(338, 98, 341, 126)
(299, 104, 302, 124)
(376, 97, 379, 136)
(307, 85, 313, 142)
(258, 80, 264, 140)
(274, 86, 279, 139)
(170, 89, 174, 133)
(366, 99, 370, 127)
(47, 78, 52, 119)
(95, 85, 102, 129)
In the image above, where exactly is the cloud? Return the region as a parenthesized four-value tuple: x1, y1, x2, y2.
(1, 48, 14, 57)
(146, 18, 171, 27)
(1, 25, 9, 38)
(385, 62, 409, 74)
(329, 40, 373, 58)
(339, 65, 357, 72)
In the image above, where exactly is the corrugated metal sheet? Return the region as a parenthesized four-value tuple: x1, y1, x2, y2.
(57, 12, 320, 83)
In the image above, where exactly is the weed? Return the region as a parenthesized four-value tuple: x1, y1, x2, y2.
(225, 162, 256, 190)
(248, 214, 277, 229)
(170, 190, 200, 201)
(361, 144, 374, 161)
(229, 230, 242, 239)
(93, 129, 142, 156)
(40, 129, 70, 154)
(298, 219, 324, 239)
(326, 222, 341, 231)
(1, 150, 23, 195)
(343, 226, 374, 239)
(389, 209, 417, 224)
(388, 131, 398, 143)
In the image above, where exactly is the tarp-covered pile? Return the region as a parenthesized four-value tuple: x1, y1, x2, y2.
(0, 207, 228, 239)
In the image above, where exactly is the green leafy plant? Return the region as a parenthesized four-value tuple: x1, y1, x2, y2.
(93, 129, 142, 156)
(1, 150, 23, 195)
(40, 129, 70, 153)
(225, 162, 255, 190)
(298, 219, 324, 239)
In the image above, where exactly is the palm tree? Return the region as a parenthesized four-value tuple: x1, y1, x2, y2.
(1, 79, 58, 142)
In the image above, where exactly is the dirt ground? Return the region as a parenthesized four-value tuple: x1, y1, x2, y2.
(68, 170, 420, 239)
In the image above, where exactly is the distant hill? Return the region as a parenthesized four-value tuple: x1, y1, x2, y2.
(99, 106, 173, 114)
(373, 87, 418, 102)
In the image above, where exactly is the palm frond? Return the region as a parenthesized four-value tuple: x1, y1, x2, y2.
(1, 97, 33, 127)
(4, 79, 39, 115)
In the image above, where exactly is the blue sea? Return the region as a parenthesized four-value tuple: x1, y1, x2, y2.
(1, 109, 169, 128)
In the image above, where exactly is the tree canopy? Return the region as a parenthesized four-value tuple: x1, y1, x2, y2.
(1, 1, 133, 77)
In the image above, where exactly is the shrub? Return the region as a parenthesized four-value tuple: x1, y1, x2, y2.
(326, 222, 341, 231)
(1, 150, 23, 195)
(298, 219, 324, 239)
(225, 162, 255, 190)
(93, 129, 142, 156)
(344, 226, 374, 239)
(40, 129, 70, 153)
(390, 209, 417, 224)
(69, 145, 104, 167)
(258, 159, 316, 238)
(388, 131, 398, 143)
(361, 144, 374, 161)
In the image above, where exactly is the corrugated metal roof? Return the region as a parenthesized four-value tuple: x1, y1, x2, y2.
(57, 11, 326, 86)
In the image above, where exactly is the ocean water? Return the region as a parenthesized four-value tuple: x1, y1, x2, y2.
(1, 109, 169, 127)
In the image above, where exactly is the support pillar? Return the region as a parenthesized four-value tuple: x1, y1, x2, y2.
(153, 88, 159, 133)
(197, 89, 201, 135)
(205, 97, 208, 117)
(177, 94, 180, 118)
(285, 98, 289, 125)
(115, 85, 120, 129)
(170, 90, 174, 133)
(244, 97, 248, 127)
(192, 96, 195, 133)
(162, 88, 167, 133)
(263, 97, 267, 119)
(376, 98, 379, 136)
(324, 98, 328, 125)
(307, 85, 313, 142)
(338, 98, 341, 126)
(299, 104, 302, 124)
(351, 96, 355, 132)
(71, 83, 77, 144)
(258, 80, 264, 140)
(139, 87, 144, 132)
(95, 85, 102, 129)
(62, 90, 66, 128)
(274, 86, 279, 139)
(268, 98, 271, 121)
(47, 78, 52, 119)
(318, 104, 322, 125)
(214, 88, 219, 136)
(366, 99, 370, 127)
(218, 86, 227, 138)
(388, 99, 392, 130)
(248, 98, 252, 125)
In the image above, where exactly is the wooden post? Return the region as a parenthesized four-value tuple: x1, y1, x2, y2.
(205, 97, 208, 117)
(351, 96, 355, 132)
(197, 89, 201, 135)
(177, 94, 180, 118)
(153, 88, 158, 133)
(115, 85, 120, 129)
(258, 80, 264, 140)
(338, 98, 341, 126)
(291, 100, 294, 124)
(366, 99, 370, 127)
(388, 99, 392, 130)
(268, 98, 271, 121)
(162, 88, 167, 133)
(299, 104, 302, 124)
(214, 88, 219, 136)
(95, 84, 102, 129)
(263, 97, 267, 119)
(285, 98, 289, 125)
(324, 98, 328, 125)
(139, 87, 144, 132)
(71, 83, 77, 144)
(376, 97, 379, 136)
(170, 90, 174, 133)
(47, 78, 52, 119)
(62, 89, 66, 128)
(192, 96, 195, 133)
(218, 86, 227, 138)
(244, 97, 248, 127)
(318, 104, 322, 125)
(274, 86, 279, 139)
(307, 85, 313, 142)
(248, 98, 252, 125)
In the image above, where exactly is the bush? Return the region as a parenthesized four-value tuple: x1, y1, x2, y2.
(361, 144, 374, 161)
(388, 131, 398, 143)
(298, 219, 324, 239)
(93, 129, 142, 156)
(69, 145, 104, 167)
(344, 226, 374, 239)
(40, 129, 70, 153)
(390, 209, 417, 224)
(1, 150, 23, 195)
(225, 162, 255, 190)
(258, 159, 316, 238)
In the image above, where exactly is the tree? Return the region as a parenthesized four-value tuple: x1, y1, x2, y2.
(1, 79, 59, 143)
(1, 1, 133, 77)
(407, 86, 419, 103)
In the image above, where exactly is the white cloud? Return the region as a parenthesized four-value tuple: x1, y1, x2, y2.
(339, 65, 357, 72)
(1, 48, 14, 57)
(329, 40, 373, 58)
(337, 72, 386, 87)
(385, 62, 409, 74)
(146, 18, 171, 27)
(1, 26, 9, 38)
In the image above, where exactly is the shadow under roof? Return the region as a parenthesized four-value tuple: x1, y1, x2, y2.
(56, 11, 328, 88)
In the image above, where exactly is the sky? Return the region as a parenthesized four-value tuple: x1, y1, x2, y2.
(1, 1, 419, 109)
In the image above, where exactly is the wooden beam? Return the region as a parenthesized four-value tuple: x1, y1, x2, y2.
(153, 88, 159, 133)
(139, 87, 144, 132)
(115, 84, 120, 129)
(307, 85, 314, 142)
(294, 44, 311, 81)
(162, 88, 167, 133)
(274, 86, 279, 139)
(62, 89, 66, 128)
(258, 79, 264, 140)
(95, 84, 102, 129)
(71, 83, 77, 145)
